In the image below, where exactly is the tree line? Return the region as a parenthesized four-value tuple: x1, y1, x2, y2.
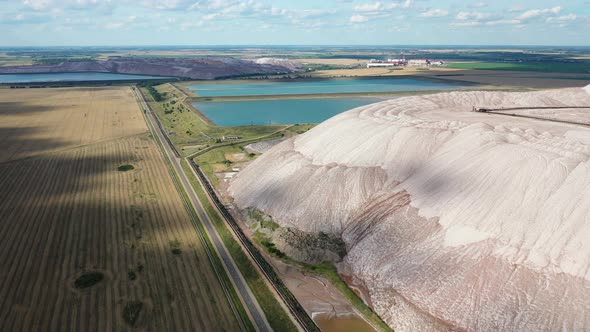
(139, 82, 163, 102)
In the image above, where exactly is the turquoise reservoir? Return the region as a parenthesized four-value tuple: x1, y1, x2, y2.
(188, 78, 460, 97)
(193, 98, 383, 126)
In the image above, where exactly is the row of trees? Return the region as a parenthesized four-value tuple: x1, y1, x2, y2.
(138, 82, 163, 102)
(32, 57, 96, 65)
(147, 85, 163, 101)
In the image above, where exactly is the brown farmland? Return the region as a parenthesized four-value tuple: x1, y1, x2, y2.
(0, 87, 242, 331)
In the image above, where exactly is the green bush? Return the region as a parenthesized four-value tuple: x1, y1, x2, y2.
(122, 301, 143, 327)
(74, 272, 104, 289)
(118, 164, 135, 172)
(170, 239, 182, 255)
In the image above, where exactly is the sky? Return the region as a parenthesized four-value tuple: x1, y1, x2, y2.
(1, 0, 589, 46)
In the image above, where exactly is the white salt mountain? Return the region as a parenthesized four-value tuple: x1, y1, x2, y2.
(229, 86, 590, 331)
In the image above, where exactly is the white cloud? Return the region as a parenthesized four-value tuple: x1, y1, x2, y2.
(353, 1, 396, 17)
(546, 14, 577, 23)
(23, 0, 114, 11)
(453, 5, 569, 28)
(451, 21, 481, 27)
(485, 19, 520, 26)
(6, 0, 584, 42)
(62, 16, 92, 27)
(22, 0, 52, 10)
(104, 15, 136, 30)
(203, 13, 218, 21)
(401, 0, 414, 8)
(297, 9, 334, 19)
(354, 2, 386, 12)
(140, 0, 332, 30)
(468, 2, 487, 9)
(105, 22, 123, 29)
(350, 14, 368, 23)
(507, 6, 524, 12)
(456, 11, 492, 20)
(353, 0, 414, 16)
(150, 0, 193, 10)
(516, 6, 562, 21)
(451, 18, 521, 27)
(1, 11, 52, 23)
(420, 9, 448, 18)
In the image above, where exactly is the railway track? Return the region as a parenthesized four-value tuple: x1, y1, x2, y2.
(188, 159, 321, 332)
(136, 84, 320, 332)
(134, 86, 272, 332)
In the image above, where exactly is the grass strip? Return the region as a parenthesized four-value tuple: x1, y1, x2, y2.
(181, 160, 299, 332)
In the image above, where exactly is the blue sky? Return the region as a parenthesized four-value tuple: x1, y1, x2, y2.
(1, 0, 589, 46)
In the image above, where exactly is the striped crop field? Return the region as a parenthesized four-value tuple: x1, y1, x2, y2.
(0, 87, 243, 331)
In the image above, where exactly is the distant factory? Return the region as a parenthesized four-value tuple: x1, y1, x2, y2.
(367, 57, 445, 68)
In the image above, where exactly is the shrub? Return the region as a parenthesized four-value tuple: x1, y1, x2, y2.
(74, 272, 104, 289)
(146, 85, 163, 102)
(118, 164, 135, 172)
(122, 301, 143, 327)
(170, 239, 182, 255)
(261, 240, 286, 258)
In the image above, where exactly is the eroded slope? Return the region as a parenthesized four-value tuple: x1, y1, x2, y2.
(230, 86, 590, 331)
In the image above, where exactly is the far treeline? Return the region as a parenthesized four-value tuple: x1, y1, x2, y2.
(32, 57, 97, 65)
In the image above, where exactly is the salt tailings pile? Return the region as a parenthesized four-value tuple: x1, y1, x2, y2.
(229, 86, 590, 331)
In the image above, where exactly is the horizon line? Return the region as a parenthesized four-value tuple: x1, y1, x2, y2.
(1, 44, 590, 48)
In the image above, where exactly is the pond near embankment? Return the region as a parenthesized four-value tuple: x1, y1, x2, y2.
(0, 72, 170, 83)
(187, 77, 462, 97)
(193, 97, 383, 126)
(189, 77, 465, 125)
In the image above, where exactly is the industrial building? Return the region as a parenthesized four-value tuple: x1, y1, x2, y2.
(367, 58, 445, 68)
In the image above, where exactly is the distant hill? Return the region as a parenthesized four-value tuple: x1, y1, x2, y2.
(0, 57, 293, 79)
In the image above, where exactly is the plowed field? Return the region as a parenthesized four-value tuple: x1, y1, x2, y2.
(0, 87, 241, 331)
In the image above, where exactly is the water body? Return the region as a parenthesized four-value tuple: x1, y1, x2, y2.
(0, 72, 169, 83)
(188, 78, 460, 97)
(193, 98, 382, 126)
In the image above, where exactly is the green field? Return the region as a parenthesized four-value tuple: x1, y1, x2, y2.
(448, 61, 590, 73)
